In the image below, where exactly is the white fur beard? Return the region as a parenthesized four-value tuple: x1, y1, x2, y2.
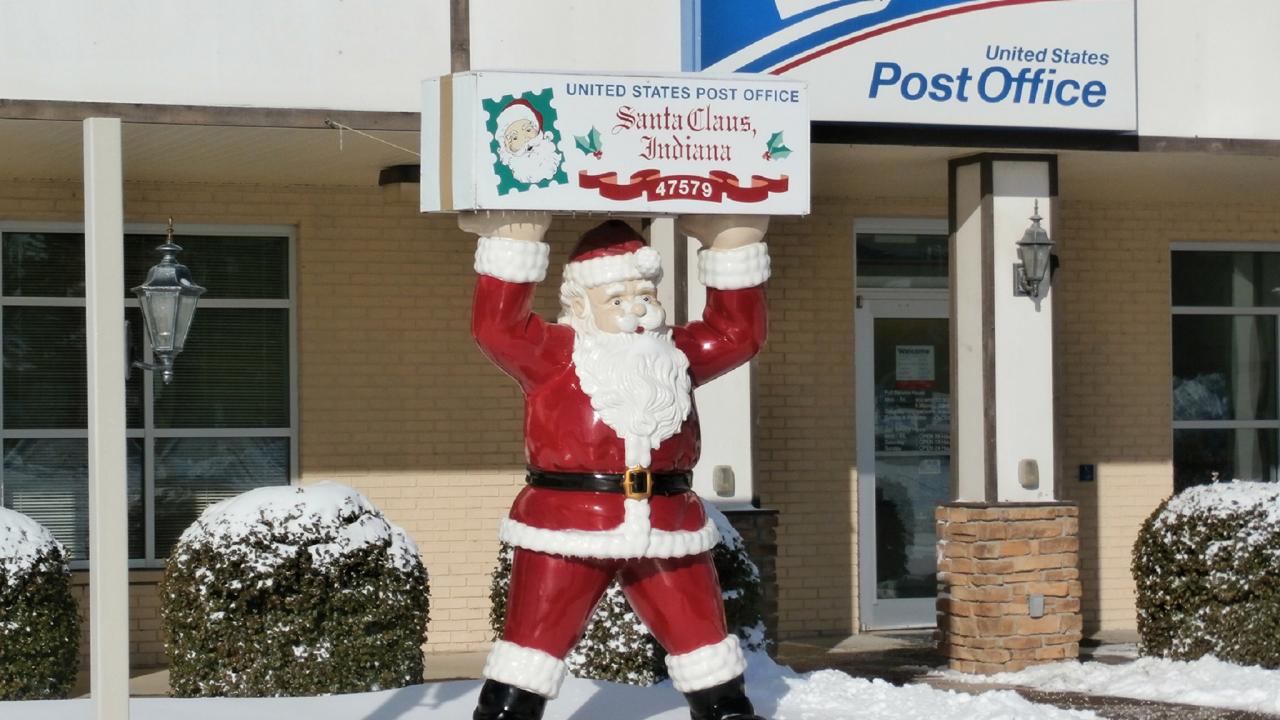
(572, 328, 693, 468)
(499, 135, 564, 184)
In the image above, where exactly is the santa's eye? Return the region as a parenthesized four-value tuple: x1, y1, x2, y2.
(640, 295, 652, 303)
(612, 299, 622, 307)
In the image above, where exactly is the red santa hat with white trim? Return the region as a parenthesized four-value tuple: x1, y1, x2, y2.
(496, 99, 543, 133)
(563, 220, 663, 289)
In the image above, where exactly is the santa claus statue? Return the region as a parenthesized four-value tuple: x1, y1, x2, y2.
(494, 99, 564, 185)
(461, 211, 771, 720)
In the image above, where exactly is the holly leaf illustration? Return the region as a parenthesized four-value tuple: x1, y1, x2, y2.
(765, 131, 792, 160)
(575, 127, 604, 156)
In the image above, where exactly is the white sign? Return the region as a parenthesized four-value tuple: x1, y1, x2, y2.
(696, 0, 1136, 131)
(421, 71, 810, 214)
(895, 345, 935, 385)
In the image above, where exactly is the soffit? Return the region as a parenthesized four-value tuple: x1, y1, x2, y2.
(0, 119, 419, 187)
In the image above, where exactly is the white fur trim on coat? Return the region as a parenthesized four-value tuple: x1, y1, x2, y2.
(563, 246, 662, 288)
(499, 497, 721, 560)
(666, 635, 747, 693)
(483, 639, 568, 698)
(475, 237, 550, 283)
(698, 242, 771, 290)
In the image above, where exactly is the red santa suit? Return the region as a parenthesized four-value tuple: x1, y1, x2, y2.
(471, 222, 769, 700)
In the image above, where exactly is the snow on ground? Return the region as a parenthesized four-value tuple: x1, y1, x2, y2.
(941, 655, 1280, 715)
(7, 653, 1096, 720)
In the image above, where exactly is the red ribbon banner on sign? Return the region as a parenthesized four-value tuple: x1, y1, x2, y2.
(578, 170, 789, 203)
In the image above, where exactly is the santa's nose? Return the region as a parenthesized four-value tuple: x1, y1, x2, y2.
(629, 302, 646, 316)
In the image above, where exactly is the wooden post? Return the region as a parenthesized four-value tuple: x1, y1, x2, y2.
(451, 0, 470, 73)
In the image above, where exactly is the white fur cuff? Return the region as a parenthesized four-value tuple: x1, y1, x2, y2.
(499, 498, 721, 560)
(698, 242, 771, 290)
(665, 636, 747, 693)
(564, 246, 662, 288)
(475, 237, 550, 283)
(483, 640, 568, 698)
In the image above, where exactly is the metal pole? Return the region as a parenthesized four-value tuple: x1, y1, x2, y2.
(84, 117, 130, 720)
(451, 0, 470, 72)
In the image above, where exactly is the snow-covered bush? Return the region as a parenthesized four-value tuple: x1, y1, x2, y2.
(1133, 481, 1280, 668)
(489, 502, 767, 686)
(0, 507, 80, 700)
(161, 482, 429, 697)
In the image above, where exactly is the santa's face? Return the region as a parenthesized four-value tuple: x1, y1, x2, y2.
(582, 280, 665, 334)
(502, 119, 540, 153)
(566, 277, 690, 469)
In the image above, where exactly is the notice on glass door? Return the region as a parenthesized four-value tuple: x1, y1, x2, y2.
(895, 345, 935, 390)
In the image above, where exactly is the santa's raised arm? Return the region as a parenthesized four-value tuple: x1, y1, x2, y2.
(462, 210, 772, 720)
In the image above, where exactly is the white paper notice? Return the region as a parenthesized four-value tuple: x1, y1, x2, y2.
(895, 345, 935, 384)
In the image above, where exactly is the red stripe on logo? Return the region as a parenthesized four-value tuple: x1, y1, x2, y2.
(770, 0, 1065, 75)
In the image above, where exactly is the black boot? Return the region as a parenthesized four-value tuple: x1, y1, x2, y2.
(683, 675, 766, 720)
(472, 679, 548, 720)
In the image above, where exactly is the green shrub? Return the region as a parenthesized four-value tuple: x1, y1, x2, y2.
(161, 482, 429, 697)
(1133, 480, 1280, 667)
(489, 501, 767, 686)
(0, 507, 80, 700)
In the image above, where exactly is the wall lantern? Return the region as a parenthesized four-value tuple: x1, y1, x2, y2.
(1014, 200, 1054, 306)
(131, 218, 205, 384)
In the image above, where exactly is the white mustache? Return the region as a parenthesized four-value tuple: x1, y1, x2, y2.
(615, 304, 665, 333)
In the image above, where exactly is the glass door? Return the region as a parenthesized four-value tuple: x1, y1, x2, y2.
(856, 294, 950, 629)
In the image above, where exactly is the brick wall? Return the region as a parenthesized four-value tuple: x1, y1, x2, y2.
(9, 174, 1278, 665)
(70, 571, 166, 670)
(0, 178, 600, 664)
(757, 194, 943, 638)
(1054, 197, 1280, 632)
(760, 191, 1280, 640)
(936, 504, 1082, 673)
(722, 508, 779, 651)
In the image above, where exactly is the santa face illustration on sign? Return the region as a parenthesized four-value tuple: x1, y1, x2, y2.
(494, 98, 565, 186)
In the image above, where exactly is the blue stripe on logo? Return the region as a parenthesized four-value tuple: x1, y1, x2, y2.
(698, 0, 978, 71)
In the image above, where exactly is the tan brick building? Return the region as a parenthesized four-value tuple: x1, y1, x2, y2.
(2, 0, 1279, 680)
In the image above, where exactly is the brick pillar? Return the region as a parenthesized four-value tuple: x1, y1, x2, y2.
(722, 508, 779, 655)
(936, 503, 1081, 673)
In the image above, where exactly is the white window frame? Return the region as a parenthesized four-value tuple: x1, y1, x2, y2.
(854, 218, 950, 298)
(0, 221, 299, 569)
(1171, 242, 1280, 487)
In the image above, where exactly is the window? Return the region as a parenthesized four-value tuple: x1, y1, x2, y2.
(855, 218, 949, 290)
(0, 223, 296, 566)
(1172, 248, 1280, 492)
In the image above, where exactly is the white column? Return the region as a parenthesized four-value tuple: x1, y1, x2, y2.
(949, 155, 1058, 503)
(647, 218, 681, 314)
(84, 117, 130, 720)
(685, 239, 756, 506)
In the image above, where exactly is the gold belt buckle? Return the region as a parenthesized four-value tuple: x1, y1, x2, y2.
(622, 466, 653, 500)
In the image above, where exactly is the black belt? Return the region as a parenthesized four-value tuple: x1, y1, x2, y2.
(526, 468, 692, 499)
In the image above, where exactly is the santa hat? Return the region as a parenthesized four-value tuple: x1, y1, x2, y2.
(563, 220, 662, 289)
(495, 99, 543, 133)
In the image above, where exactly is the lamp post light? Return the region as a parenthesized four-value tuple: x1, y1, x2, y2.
(131, 218, 205, 384)
(1014, 200, 1054, 308)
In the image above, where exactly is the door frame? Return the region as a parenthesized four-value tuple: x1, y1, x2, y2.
(855, 289, 949, 630)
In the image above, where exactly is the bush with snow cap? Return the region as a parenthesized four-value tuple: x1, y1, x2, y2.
(489, 501, 768, 685)
(1133, 480, 1280, 668)
(160, 482, 429, 697)
(0, 506, 80, 700)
